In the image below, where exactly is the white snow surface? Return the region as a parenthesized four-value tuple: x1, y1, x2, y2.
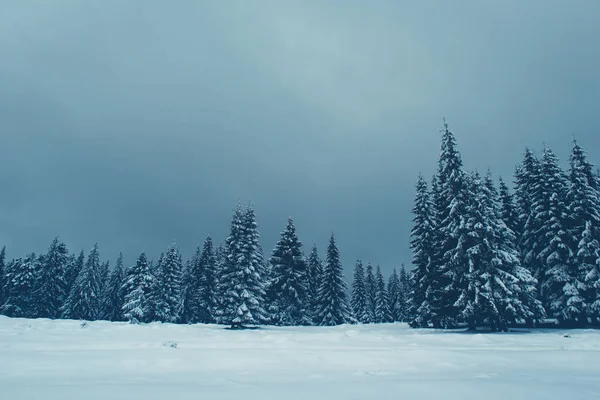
(1, 316, 599, 400)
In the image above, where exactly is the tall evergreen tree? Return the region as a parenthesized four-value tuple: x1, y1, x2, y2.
(220, 204, 267, 328)
(267, 218, 310, 325)
(535, 147, 585, 325)
(61, 244, 102, 321)
(144, 253, 163, 322)
(0, 246, 6, 309)
(499, 177, 519, 235)
(408, 175, 439, 327)
(98, 260, 110, 301)
(0, 255, 38, 318)
(579, 221, 600, 322)
(458, 172, 544, 330)
(387, 268, 401, 322)
(433, 122, 470, 327)
(306, 244, 323, 318)
(314, 234, 352, 326)
(515, 148, 542, 285)
(197, 236, 218, 323)
(374, 265, 392, 323)
(398, 264, 410, 322)
(364, 263, 376, 323)
(351, 260, 369, 323)
(122, 252, 154, 324)
(567, 139, 600, 315)
(102, 252, 127, 321)
(33, 238, 69, 319)
(154, 242, 183, 323)
(63, 251, 85, 302)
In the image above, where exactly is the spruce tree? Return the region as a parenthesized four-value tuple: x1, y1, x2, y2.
(0, 246, 6, 309)
(180, 258, 194, 324)
(398, 264, 410, 322)
(267, 218, 310, 325)
(220, 204, 267, 328)
(102, 253, 127, 321)
(387, 268, 401, 322)
(61, 244, 102, 321)
(579, 222, 600, 322)
(458, 172, 544, 330)
(515, 148, 542, 286)
(197, 236, 218, 323)
(408, 175, 439, 328)
(567, 139, 600, 315)
(374, 265, 392, 323)
(213, 243, 227, 324)
(364, 263, 376, 323)
(144, 254, 163, 322)
(351, 260, 369, 323)
(536, 147, 585, 325)
(33, 238, 69, 319)
(0, 255, 38, 318)
(314, 234, 352, 326)
(98, 260, 110, 302)
(306, 244, 323, 319)
(154, 242, 183, 323)
(63, 251, 85, 302)
(433, 122, 470, 328)
(122, 252, 154, 324)
(499, 177, 519, 235)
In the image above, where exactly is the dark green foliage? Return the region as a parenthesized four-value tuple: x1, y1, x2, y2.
(267, 218, 310, 325)
(314, 234, 352, 326)
(33, 238, 69, 319)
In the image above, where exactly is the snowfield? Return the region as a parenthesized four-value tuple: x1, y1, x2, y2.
(1, 317, 599, 400)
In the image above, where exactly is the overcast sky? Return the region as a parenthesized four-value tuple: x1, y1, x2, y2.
(1, 1, 599, 275)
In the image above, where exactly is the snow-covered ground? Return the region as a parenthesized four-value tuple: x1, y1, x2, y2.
(1, 316, 599, 400)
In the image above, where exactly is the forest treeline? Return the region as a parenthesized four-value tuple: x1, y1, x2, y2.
(1, 123, 599, 330)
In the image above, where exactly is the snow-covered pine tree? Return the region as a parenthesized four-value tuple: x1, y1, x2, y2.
(458, 172, 544, 331)
(499, 177, 520, 235)
(154, 242, 183, 323)
(433, 122, 470, 328)
(63, 251, 84, 303)
(364, 263, 376, 323)
(398, 264, 410, 322)
(314, 234, 352, 326)
(220, 204, 267, 328)
(387, 268, 401, 322)
(536, 147, 586, 326)
(180, 257, 194, 324)
(98, 260, 110, 302)
(351, 260, 369, 323)
(0, 246, 6, 309)
(213, 243, 227, 324)
(515, 148, 543, 289)
(61, 244, 102, 321)
(306, 244, 323, 320)
(102, 252, 127, 321)
(33, 238, 69, 319)
(266, 218, 310, 326)
(122, 252, 154, 324)
(567, 139, 600, 318)
(0, 254, 38, 318)
(408, 175, 439, 328)
(374, 266, 392, 323)
(144, 253, 163, 322)
(579, 221, 600, 322)
(194, 236, 218, 324)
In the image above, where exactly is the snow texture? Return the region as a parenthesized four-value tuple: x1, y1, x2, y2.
(1, 316, 599, 400)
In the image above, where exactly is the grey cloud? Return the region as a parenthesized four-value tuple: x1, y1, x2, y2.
(0, 0, 599, 274)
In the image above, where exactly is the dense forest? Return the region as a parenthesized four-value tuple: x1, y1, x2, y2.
(1, 123, 599, 330)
